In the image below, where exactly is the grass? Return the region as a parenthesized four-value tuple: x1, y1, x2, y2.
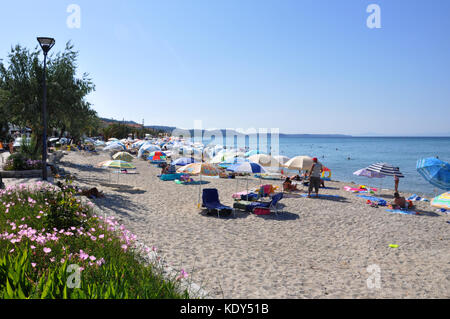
(0, 180, 190, 299)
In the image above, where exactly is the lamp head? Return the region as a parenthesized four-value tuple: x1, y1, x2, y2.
(37, 37, 55, 54)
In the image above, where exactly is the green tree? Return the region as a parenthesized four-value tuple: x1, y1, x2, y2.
(0, 42, 98, 153)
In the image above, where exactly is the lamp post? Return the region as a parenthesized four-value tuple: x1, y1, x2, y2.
(37, 37, 55, 181)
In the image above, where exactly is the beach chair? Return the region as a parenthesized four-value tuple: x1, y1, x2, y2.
(246, 192, 284, 216)
(202, 188, 233, 218)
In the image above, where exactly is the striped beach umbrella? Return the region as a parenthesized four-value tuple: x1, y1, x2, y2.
(431, 192, 450, 209)
(366, 163, 404, 177)
(417, 158, 450, 190)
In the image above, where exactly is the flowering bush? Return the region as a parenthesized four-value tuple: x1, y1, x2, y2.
(0, 182, 189, 299)
(3, 153, 43, 171)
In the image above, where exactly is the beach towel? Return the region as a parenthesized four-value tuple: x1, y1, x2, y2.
(385, 209, 418, 215)
(344, 186, 377, 193)
(356, 195, 387, 206)
(300, 194, 343, 199)
(407, 194, 430, 202)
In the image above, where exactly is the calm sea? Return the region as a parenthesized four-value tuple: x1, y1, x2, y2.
(274, 136, 450, 196)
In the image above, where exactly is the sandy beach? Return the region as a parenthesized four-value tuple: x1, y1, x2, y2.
(4, 150, 449, 299)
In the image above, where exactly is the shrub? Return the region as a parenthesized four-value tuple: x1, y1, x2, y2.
(0, 182, 190, 299)
(3, 154, 43, 171)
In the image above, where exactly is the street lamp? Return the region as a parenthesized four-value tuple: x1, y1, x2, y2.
(37, 37, 55, 181)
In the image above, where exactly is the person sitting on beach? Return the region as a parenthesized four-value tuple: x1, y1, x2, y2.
(161, 163, 168, 175)
(392, 192, 407, 209)
(283, 177, 298, 192)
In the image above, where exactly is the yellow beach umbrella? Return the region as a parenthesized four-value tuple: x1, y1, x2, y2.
(112, 152, 134, 162)
(97, 160, 136, 169)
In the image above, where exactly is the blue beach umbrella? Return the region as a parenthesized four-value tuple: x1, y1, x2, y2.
(417, 158, 450, 190)
(172, 157, 198, 166)
(227, 162, 265, 174)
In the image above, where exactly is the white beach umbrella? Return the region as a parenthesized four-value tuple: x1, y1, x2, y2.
(273, 155, 290, 166)
(248, 154, 280, 168)
(283, 156, 315, 171)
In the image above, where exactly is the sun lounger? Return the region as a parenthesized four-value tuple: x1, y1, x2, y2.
(245, 193, 284, 215)
(202, 188, 233, 217)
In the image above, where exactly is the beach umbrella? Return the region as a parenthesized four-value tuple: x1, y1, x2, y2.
(137, 144, 161, 158)
(353, 167, 386, 192)
(283, 156, 314, 171)
(227, 162, 267, 199)
(148, 151, 167, 162)
(218, 156, 248, 169)
(94, 140, 106, 146)
(245, 150, 264, 157)
(416, 158, 450, 191)
(353, 168, 386, 178)
(172, 157, 198, 166)
(98, 160, 136, 169)
(248, 154, 280, 167)
(177, 163, 220, 208)
(273, 155, 290, 166)
(366, 163, 404, 177)
(227, 162, 266, 174)
(431, 192, 450, 209)
(112, 152, 134, 162)
(103, 142, 126, 152)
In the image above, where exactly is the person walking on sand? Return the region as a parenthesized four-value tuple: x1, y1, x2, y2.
(308, 157, 323, 198)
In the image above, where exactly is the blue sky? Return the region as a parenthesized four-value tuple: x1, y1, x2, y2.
(1, 0, 449, 136)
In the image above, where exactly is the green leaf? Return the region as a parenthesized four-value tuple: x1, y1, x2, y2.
(6, 278, 14, 299)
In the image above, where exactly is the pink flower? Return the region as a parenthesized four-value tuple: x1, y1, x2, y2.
(31, 263, 37, 268)
(89, 255, 96, 261)
(176, 269, 189, 281)
(121, 244, 128, 251)
(43, 247, 51, 254)
(79, 250, 89, 260)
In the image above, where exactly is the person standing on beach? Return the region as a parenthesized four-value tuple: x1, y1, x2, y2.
(394, 172, 400, 193)
(308, 157, 323, 198)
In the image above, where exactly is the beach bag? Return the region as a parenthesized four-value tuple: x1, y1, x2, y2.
(253, 208, 271, 215)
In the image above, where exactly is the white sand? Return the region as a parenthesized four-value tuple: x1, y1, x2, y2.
(5, 150, 449, 298)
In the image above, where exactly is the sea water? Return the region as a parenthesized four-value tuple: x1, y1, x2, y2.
(274, 136, 450, 196)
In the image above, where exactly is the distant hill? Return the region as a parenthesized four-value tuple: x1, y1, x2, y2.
(99, 118, 176, 132)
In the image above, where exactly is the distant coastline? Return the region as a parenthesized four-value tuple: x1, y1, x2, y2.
(100, 117, 450, 138)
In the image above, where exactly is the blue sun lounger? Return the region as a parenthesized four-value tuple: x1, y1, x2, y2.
(246, 193, 284, 215)
(202, 188, 233, 217)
